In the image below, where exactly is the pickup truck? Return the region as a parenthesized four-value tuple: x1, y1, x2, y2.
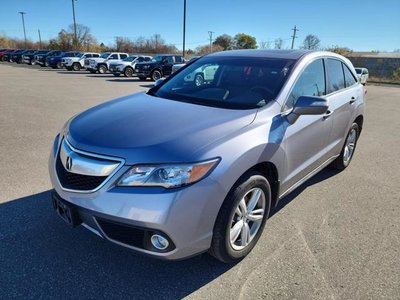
(85, 52, 129, 74)
(134, 54, 184, 81)
(109, 55, 152, 77)
(63, 52, 100, 71)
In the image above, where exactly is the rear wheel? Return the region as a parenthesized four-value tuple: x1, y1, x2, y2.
(124, 66, 134, 77)
(194, 73, 204, 86)
(209, 171, 271, 263)
(72, 62, 81, 71)
(151, 70, 162, 81)
(56, 62, 62, 69)
(331, 122, 359, 171)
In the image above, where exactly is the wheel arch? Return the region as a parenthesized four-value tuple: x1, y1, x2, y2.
(354, 114, 364, 134)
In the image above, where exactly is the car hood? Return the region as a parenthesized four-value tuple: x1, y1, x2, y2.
(67, 92, 257, 164)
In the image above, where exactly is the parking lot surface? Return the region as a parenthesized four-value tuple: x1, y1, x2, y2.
(0, 63, 399, 299)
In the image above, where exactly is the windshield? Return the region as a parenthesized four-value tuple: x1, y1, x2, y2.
(123, 56, 137, 62)
(152, 56, 295, 109)
(100, 52, 110, 59)
(355, 68, 362, 74)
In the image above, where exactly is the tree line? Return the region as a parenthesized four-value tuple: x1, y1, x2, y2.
(0, 24, 354, 56)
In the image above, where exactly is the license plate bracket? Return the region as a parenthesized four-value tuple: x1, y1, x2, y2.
(52, 192, 81, 227)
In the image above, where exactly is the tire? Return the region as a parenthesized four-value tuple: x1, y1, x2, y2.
(72, 63, 81, 71)
(56, 62, 63, 69)
(194, 73, 204, 86)
(138, 76, 147, 81)
(113, 73, 121, 77)
(209, 171, 271, 263)
(124, 66, 134, 77)
(98, 64, 107, 74)
(151, 69, 162, 81)
(330, 122, 359, 171)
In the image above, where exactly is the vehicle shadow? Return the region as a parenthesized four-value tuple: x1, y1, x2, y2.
(0, 191, 234, 299)
(270, 167, 339, 217)
(86, 74, 118, 78)
(57, 71, 88, 75)
(0, 168, 338, 299)
(106, 78, 140, 83)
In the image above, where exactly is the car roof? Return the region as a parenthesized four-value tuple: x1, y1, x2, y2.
(208, 49, 311, 60)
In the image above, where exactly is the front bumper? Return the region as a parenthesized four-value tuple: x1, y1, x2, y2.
(48, 137, 224, 260)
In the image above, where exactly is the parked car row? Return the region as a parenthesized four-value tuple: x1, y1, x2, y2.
(0, 48, 191, 81)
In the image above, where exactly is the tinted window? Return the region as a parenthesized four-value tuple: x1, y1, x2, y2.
(120, 54, 128, 59)
(285, 59, 326, 111)
(93, 54, 100, 58)
(355, 68, 362, 74)
(85, 54, 92, 58)
(164, 56, 174, 63)
(343, 64, 357, 87)
(137, 57, 144, 62)
(326, 59, 345, 93)
(144, 57, 151, 61)
(175, 56, 183, 63)
(109, 54, 118, 59)
(152, 57, 295, 109)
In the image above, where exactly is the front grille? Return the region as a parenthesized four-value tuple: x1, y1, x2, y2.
(55, 152, 107, 191)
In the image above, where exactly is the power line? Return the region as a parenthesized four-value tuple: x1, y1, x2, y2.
(208, 31, 214, 52)
(18, 12, 27, 48)
(291, 25, 299, 49)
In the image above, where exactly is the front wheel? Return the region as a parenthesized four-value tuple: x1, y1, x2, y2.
(209, 171, 271, 263)
(151, 70, 162, 81)
(98, 64, 107, 74)
(72, 63, 81, 71)
(124, 67, 134, 77)
(331, 122, 359, 171)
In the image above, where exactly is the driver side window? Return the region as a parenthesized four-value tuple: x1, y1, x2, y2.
(285, 59, 326, 111)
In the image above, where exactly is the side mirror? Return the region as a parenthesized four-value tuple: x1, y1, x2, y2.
(154, 78, 164, 87)
(287, 96, 328, 124)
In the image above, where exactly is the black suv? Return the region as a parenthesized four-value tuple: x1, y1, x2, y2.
(135, 54, 184, 81)
(34, 50, 63, 67)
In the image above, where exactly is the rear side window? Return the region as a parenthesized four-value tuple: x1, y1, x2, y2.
(120, 54, 128, 59)
(285, 59, 326, 111)
(326, 59, 345, 93)
(343, 64, 357, 87)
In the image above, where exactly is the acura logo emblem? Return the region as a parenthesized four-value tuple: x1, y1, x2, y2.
(65, 156, 73, 171)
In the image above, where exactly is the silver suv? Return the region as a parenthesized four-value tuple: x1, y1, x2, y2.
(49, 50, 365, 263)
(85, 52, 129, 74)
(109, 55, 152, 77)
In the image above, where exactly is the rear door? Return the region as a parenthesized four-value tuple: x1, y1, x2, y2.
(281, 58, 333, 191)
(324, 58, 361, 157)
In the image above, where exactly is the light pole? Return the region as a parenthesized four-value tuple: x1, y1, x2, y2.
(182, 0, 186, 58)
(18, 12, 27, 48)
(71, 0, 78, 50)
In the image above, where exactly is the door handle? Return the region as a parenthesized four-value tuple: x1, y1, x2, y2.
(350, 97, 356, 104)
(323, 110, 333, 119)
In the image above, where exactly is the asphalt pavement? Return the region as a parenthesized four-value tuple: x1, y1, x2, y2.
(0, 62, 399, 299)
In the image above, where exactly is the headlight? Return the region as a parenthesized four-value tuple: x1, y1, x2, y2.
(117, 159, 220, 188)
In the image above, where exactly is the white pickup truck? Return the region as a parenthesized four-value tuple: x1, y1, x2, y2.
(85, 52, 129, 74)
(63, 52, 100, 71)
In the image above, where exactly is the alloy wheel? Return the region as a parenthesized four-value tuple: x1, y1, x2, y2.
(343, 128, 357, 165)
(230, 188, 266, 251)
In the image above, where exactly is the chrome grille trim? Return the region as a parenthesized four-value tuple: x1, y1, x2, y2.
(54, 138, 125, 194)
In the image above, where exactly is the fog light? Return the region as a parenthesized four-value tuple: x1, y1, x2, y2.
(150, 234, 169, 250)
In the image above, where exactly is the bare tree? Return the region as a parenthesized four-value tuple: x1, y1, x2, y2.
(302, 34, 321, 50)
(259, 41, 271, 49)
(274, 38, 284, 49)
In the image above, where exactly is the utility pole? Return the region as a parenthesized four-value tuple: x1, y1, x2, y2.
(182, 0, 186, 58)
(291, 25, 299, 49)
(71, 0, 78, 50)
(18, 12, 27, 48)
(208, 31, 214, 53)
(38, 29, 42, 49)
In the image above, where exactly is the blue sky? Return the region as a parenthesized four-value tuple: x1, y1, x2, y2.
(1, 0, 399, 51)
